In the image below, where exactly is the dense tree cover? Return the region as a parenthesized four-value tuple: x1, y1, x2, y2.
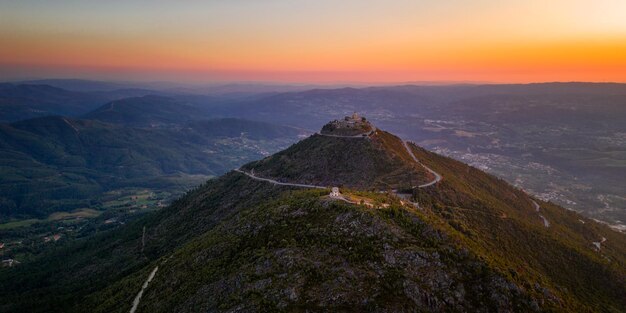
(0, 116, 303, 217)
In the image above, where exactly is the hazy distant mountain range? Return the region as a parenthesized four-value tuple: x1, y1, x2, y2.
(0, 83, 168, 123)
(82, 95, 210, 127)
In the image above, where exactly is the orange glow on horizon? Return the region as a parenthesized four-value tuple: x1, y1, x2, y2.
(3, 38, 624, 83)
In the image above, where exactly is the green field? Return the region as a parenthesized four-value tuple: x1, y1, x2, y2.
(0, 219, 41, 230)
(48, 208, 101, 221)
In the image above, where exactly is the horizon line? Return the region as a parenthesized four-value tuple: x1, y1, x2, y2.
(3, 77, 626, 87)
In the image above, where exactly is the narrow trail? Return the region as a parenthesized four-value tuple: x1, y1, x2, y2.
(235, 169, 358, 206)
(234, 133, 443, 195)
(402, 141, 442, 188)
(531, 200, 550, 228)
(62, 117, 80, 134)
(234, 132, 443, 213)
(234, 169, 326, 189)
(129, 266, 159, 313)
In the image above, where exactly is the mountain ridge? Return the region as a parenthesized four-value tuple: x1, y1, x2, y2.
(241, 125, 434, 190)
(0, 117, 624, 312)
(82, 95, 210, 127)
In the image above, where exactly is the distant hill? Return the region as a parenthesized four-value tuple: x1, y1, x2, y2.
(83, 95, 211, 127)
(17, 79, 135, 92)
(0, 84, 170, 123)
(15, 79, 337, 94)
(1, 118, 623, 312)
(0, 116, 306, 217)
(216, 83, 626, 128)
(0, 84, 111, 122)
(222, 87, 428, 129)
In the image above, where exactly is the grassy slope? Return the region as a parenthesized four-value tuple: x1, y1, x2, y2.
(1, 134, 623, 312)
(0, 173, 289, 312)
(86, 187, 540, 313)
(243, 131, 431, 190)
(409, 143, 626, 312)
(85, 155, 624, 313)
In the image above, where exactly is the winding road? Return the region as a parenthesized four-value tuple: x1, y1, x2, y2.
(128, 138, 438, 312)
(531, 200, 550, 228)
(234, 169, 327, 189)
(234, 133, 442, 192)
(402, 141, 442, 188)
(130, 266, 159, 313)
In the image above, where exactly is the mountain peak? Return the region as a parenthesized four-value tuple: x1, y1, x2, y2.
(241, 116, 435, 190)
(320, 112, 374, 137)
(3, 116, 625, 312)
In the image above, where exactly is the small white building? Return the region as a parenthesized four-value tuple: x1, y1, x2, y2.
(330, 187, 340, 197)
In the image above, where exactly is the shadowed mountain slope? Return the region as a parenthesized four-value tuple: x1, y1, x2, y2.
(242, 128, 432, 190)
(0, 84, 110, 122)
(83, 95, 210, 127)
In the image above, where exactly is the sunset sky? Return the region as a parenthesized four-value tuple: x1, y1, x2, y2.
(1, 0, 626, 83)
